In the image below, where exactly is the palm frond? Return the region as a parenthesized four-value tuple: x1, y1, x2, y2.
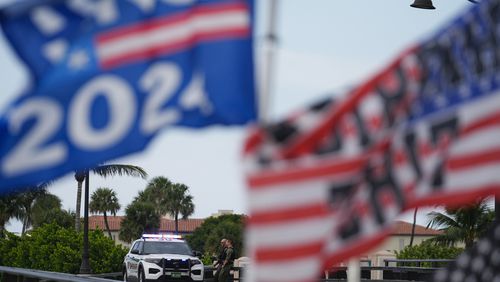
(426, 211, 458, 230)
(426, 197, 494, 247)
(8, 180, 52, 196)
(427, 235, 455, 247)
(92, 164, 147, 179)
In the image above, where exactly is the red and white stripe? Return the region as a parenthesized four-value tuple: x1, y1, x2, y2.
(439, 93, 500, 196)
(400, 91, 500, 204)
(246, 160, 340, 282)
(96, 2, 250, 69)
(245, 90, 500, 282)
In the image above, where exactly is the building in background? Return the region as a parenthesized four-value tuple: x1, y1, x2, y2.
(89, 216, 204, 247)
(377, 221, 442, 253)
(90, 214, 439, 256)
(210, 209, 234, 217)
(90, 210, 235, 246)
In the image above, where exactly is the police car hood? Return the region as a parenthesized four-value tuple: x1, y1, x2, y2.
(146, 254, 198, 260)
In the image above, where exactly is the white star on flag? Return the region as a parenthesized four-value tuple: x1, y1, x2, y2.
(68, 50, 89, 70)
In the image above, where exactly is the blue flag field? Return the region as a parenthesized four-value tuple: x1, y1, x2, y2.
(0, 0, 256, 193)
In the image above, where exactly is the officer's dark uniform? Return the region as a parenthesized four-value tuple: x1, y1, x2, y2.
(218, 246, 235, 282)
(214, 246, 227, 281)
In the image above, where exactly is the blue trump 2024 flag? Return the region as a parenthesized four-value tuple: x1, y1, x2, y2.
(0, 0, 256, 193)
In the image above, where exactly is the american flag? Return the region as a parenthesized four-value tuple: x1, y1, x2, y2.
(96, 2, 251, 69)
(432, 221, 500, 282)
(243, 1, 500, 281)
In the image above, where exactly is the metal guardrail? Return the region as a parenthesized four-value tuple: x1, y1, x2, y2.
(0, 265, 243, 282)
(0, 266, 118, 282)
(210, 262, 446, 281)
(384, 258, 454, 267)
(0, 259, 453, 282)
(321, 259, 454, 281)
(320, 280, 426, 282)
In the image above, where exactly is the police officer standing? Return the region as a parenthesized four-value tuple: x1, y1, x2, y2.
(218, 238, 235, 282)
(214, 238, 227, 281)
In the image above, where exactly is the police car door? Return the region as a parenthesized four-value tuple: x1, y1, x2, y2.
(127, 241, 143, 279)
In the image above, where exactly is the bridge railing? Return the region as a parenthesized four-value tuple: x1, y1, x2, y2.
(321, 259, 454, 281)
(383, 258, 454, 267)
(0, 259, 454, 282)
(0, 266, 118, 282)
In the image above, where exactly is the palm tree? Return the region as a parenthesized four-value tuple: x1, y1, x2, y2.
(426, 198, 494, 248)
(74, 164, 147, 232)
(13, 182, 51, 234)
(409, 208, 418, 247)
(0, 194, 17, 237)
(137, 176, 173, 216)
(31, 194, 73, 229)
(136, 177, 194, 233)
(74, 170, 86, 232)
(89, 187, 120, 238)
(119, 200, 160, 243)
(166, 183, 195, 234)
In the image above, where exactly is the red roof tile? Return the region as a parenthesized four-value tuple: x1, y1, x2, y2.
(391, 221, 442, 236)
(159, 218, 204, 232)
(88, 217, 441, 236)
(88, 215, 204, 233)
(89, 215, 123, 231)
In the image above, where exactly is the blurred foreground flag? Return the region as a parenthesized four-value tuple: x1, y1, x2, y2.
(432, 220, 500, 282)
(244, 1, 500, 281)
(0, 0, 256, 193)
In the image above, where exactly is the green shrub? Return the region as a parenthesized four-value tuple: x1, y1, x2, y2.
(0, 232, 20, 266)
(89, 229, 128, 273)
(0, 223, 127, 274)
(201, 253, 215, 266)
(396, 240, 463, 267)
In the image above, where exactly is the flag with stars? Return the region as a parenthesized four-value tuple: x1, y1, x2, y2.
(432, 221, 500, 282)
(243, 1, 500, 281)
(0, 0, 256, 193)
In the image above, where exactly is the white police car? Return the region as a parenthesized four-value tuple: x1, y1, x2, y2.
(123, 234, 204, 282)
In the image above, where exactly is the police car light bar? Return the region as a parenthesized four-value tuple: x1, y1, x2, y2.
(142, 234, 183, 240)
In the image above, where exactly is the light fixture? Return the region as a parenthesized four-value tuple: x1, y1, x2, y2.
(410, 0, 436, 9)
(411, 0, 479, 9)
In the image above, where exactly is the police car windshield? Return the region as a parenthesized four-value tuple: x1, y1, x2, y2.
(143, 241, 192, 255)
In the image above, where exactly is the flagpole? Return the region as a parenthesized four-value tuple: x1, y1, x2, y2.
(347, 257, 361, 282)
(347, 258, 361, 282)
(259, 0, 279, 124)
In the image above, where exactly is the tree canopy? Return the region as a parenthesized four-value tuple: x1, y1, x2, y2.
(119, 200, 160, 243)
(426, 197, 494, 248)
(165, 183, 194, 233)
(31, 193, 73, 229)
(0, 193, 17, 237)
(186, 214, 244, 257)
(135, 176, 195, 233)
(90, 187, 120, 238)
(12, 183, 51, 234)
(396, 240, 463, 267)
(74, 164, 147, 231)
(0, 223, 127, 274)
(136, 176, 173, 216)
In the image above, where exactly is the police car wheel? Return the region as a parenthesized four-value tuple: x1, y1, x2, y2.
(122, 268, 128, 282)
(138, 266, 145, 282)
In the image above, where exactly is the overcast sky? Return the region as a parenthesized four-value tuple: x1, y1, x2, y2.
(0, 0, 471, 233)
